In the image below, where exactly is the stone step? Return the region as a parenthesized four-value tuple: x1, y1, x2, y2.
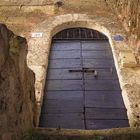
(31, 127, 140, 140)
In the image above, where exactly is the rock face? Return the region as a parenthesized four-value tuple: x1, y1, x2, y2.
(105, 0, 140, 37)
(0, 24, 36, 139)
(105, 0, 140, 51)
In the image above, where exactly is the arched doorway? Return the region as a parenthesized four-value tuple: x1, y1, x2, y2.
(39, 28, 129, 130)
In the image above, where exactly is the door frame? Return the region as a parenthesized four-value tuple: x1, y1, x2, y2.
(27, 14, 138, 127)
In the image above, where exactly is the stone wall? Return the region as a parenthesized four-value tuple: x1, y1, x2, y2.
(0, 0, 53, 5)
(105, 0, 140, 53)
(0, 24, 36, 140)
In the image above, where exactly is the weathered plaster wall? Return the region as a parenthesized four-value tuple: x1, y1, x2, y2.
(0, 24, 36, 140)
(0, 0, 120, 35)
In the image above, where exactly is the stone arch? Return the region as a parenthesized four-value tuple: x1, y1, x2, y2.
(27, 14, 138, 126)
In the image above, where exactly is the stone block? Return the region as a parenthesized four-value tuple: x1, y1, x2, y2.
(21, 5, 55, 15)
(119, 51, 137, 68)
(0, 6, 20, 11)
(0, 17, 7, 23)
(6, 17, 27, 25)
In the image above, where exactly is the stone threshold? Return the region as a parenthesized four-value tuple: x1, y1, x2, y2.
(33, 127, 140, 140)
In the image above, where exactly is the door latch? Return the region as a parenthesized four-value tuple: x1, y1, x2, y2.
(69, 68, 95, 73)
(69, 68, 98, 78)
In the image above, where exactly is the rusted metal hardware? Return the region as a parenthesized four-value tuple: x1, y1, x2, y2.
(69, 68, 95, 73)
(69, 68, 98, 78)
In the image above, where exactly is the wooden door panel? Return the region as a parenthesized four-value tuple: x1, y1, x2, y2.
(46, 80, 83, 91)
(85, 108, 128, 119)
(49, 59, 82, 68)
(52, 42, 81, 50)
(82, 51, 113, 59)
(86, 120, 129, 130)
(85, 80, 121, 91)
(40, 113, 85, 129)
(42, 99, 84, 113)
(47, 69, 82, 80)
(50, 50, 81, 59)
(85, 91, 125, 108)
(82, 41, 110, 51)
(44, 91, 84, 100)
(83, 59, 114, 68)
(84, 68, 118, 80)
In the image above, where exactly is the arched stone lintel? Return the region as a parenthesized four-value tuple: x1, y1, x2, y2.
(27, 14, 139, 127)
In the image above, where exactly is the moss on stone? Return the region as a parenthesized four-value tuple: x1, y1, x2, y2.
(9, 35, 19, 54)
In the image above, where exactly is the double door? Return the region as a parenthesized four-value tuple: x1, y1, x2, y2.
(40, 40, 129, 130)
